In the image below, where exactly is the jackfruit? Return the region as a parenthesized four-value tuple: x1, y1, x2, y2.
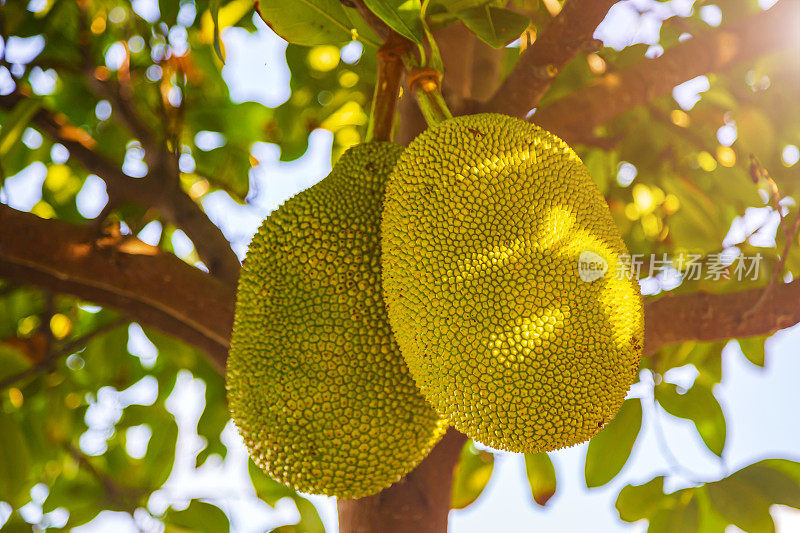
(228, 142, 445, 499)
(381, 114, 643, 454)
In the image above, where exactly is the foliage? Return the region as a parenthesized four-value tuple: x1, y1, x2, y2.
(0, 0, 798, 530)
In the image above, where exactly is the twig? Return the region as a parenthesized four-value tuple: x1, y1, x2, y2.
(64, 442, 143, 511)
(649, 381, 714, 485)
(0, 317, 128, 392)
(744, 207, 800, 319)
(749, 154, 785, 229)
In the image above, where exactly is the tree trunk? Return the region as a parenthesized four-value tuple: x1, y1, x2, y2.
(337, 429, 467, 533)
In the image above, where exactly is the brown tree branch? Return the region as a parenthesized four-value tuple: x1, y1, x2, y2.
(0, 204, 232, 372)
(484, 0, 615, 116)
(643, 278, 800, 354)
(3, 203, 799, 367)
(0, 91, 241, 286)
(532, 0, 799, 144)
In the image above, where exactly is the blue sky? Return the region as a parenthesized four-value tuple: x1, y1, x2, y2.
(1, 0, 799, 531)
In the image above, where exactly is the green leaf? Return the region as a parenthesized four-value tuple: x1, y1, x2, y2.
(732, 461, 800, 509)
(0, 97, 41, 158)
(584, 398, 642, 488)
(456, 6, 529, 48)
(616, 476, 666, 523)
(256, 0, 378, 47)
(523, 452, 556, 506)
(0, 342, 31, 382)
(737, 337, 767, 368)
(451, 440, 494, 509)
(655, 381, 726, 456)
(0, 410, 34, 507)
(707, 474, 775, 533)
(700, 460, 800, 533)
(695, 486, 730, 533)
(248, 460, 325, 533)
(363, 0, 424, 43)
(164, 500, 230, 533)
(648, 490, 700, 533)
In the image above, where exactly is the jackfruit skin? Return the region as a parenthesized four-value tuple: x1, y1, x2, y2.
(227, 142, 446, 499)
(382, 114, 643, 454)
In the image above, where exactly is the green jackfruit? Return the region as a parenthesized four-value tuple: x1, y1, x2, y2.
(228, 142, 445, 499)
(381, 114, 643, 454)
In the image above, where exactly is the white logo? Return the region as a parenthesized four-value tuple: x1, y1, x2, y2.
(578, 251, 607, 282)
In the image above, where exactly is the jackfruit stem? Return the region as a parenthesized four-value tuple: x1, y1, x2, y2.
(401, 51, 453, 127)
(366, 34, 408, 142)
(415, 83, 453, 126)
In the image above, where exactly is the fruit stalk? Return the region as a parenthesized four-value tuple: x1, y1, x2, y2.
(366, 33, 409, 143)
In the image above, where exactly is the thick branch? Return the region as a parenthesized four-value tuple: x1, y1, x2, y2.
(533, 0, 799, 144)
(484, 0, 615, 116)
(642, 278, 800, 355)
(0, 204, 232, 371)
(4, 203, 800, 366)
(0, 91, 241, 286)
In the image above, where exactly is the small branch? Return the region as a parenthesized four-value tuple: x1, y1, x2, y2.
(745, 207, 800, 318)
(64, 442, 144, 511)
(350, 0, 391, 41)
(483, 0, 615, 116)
(0, 91, 240, 286)
(532, 1, 798, 144)
(0, 204, 232, 372)
(750, 154, 785, 229)
(0, 317, 128, 392)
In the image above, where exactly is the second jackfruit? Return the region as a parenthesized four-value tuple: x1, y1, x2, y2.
(381, 114, 643, 454)
(228, 142, 445, 499)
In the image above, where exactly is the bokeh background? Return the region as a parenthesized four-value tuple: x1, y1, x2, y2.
(1, 0, 799, 531)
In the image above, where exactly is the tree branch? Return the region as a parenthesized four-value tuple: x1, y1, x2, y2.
(4, 203, 800, 532)
(642, 278, 800, 355)
(0, 204, 232, 372)
(4, 202, 800, 375)
(0, 91, 241, 286)
(0, 317, 128, 392)
(532, 1, 799, 144)
(483, 0, 615, 116)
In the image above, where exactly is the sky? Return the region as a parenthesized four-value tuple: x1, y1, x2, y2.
(1, 0, 799, 531)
